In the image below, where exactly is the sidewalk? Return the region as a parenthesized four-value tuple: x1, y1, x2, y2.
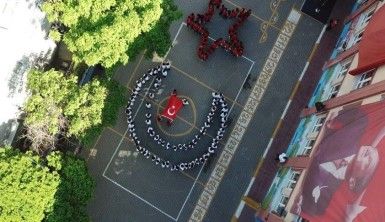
(238, 0, 357, 220)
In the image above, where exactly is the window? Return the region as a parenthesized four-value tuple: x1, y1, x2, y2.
(275, 205, 287, 217)
(290, 171, 300, 181)
(363, 7, 375, 25)
(303, 139, 315, 156)
(337, 59, 352, 78)
(356, 69, 375, 89)
(279, 196, 289, 207)
(353, 31, 364, 45)
(328, 84, 341, 99)
(355, 6, 376, 33)
(312, 116, 326, 133)
(288, 171, 301, 188)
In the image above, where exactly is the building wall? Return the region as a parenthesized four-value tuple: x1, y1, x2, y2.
(0, 0, 56, 145)
(266, 1, 385, 221)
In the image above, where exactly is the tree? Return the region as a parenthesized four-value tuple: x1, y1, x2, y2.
(0, 147, 60, 222)
(0, 147, 94, 222)
(45, 152, 95, 222)
(24, 69, 107, 153)
(42, 0, 180, 68)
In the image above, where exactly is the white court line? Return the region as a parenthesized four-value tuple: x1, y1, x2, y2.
(229, 61, 255, 115)
(163, 22, 186, 59)
(103, 175, 178, 221)
(201, 33, 256, 115)
(207, 35, 255, 64)
(102, 77, 189, 221)
(103, 24, 208, 219)
(102, 80, 152, 177)
(168, 22, 255, 119)
(176, 162, 206, 221)
(104, 19, 255, 221)
(242, 55, 255, 63)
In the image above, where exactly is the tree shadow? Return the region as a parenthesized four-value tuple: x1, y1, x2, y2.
(7, 56, 32, 98)
(0, 119, 16, 146)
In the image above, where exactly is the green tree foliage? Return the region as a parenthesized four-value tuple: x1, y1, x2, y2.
(0, 147, 94, 222)
(24, 69, 107, 151)
(42, 0, 180, 68)
(80, 77, 126, 147)
(126, 0, 183, 59)
(45, 152, 95, 222)
(49, 29, 62, 42)
(0, 147, 59, 222)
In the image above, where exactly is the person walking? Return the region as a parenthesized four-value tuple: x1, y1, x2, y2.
(327, 19, 339, 31)
(275, 152, 288, 164)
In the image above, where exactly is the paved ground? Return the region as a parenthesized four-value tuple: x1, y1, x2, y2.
(83, 0, 325, 221)
(238, 0, 357, 220)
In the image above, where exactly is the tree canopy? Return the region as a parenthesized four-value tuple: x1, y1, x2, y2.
(42, 0, 180, 68)
(0, 147, 94, 222)
(24, 69, 107, 152)
(0, 148, 59, 222)
(45, 152, 95, 222)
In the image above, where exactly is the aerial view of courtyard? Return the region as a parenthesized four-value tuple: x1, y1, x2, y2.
(2, 0, 385, 221)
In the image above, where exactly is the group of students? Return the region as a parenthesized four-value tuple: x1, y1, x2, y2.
(146, 93, 229, 152)
(126, 62, 171, 143)
(145, 93, 229, 171)
(185, 0, 251, 60)
(125, 63, 230, 171)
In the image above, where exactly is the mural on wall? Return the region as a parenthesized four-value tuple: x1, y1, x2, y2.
(292, 100, 385, 222)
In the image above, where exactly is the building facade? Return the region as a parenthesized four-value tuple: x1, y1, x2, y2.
(265, 1, 385, 221)
(0, 0, 56, 145)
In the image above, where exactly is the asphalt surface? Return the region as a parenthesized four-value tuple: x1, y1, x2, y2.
(239, 0, 356, 220)
(83, 0, 324, 221)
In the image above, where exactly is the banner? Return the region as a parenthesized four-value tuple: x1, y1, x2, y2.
(292, 100, 385, 222)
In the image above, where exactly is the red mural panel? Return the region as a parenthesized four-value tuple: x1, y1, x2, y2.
(349, 5, 385, 75)
(292, 100, 385, 222)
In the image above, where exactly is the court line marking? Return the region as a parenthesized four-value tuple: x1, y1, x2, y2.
(168, 23, 255, 112)
(103, 175, 178, 221)
(206, 34, 255, 64)
(102, 78, 151, 177)
(188, 9, 301, 222)
(126, 52, 146, 88)
(104, 15, 254, 221)
(229, 61, 255, 115)
(104, 76, 209, 221)
(160, 23, 255, 145)
(156, 95, 197, 137)
(107, 127, 133, 142)
(171, 64, 245, 109)
(176, 162, 206, 221)
(106, 124, 207, 186)
(114, 88, 229, 147)
(163, 22, 185, 60)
